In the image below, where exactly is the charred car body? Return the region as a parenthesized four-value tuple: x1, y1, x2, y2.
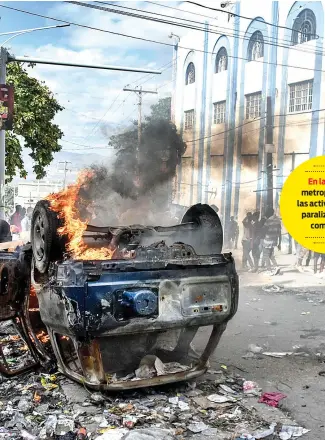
(0, 201, 238, 390)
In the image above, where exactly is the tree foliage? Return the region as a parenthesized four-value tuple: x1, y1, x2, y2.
(5, 62, 64, 181)
(109, 97, 172, 153)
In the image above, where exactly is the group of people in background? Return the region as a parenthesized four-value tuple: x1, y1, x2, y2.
(0, 205, 33, 243)
(240, 208, 282, 275)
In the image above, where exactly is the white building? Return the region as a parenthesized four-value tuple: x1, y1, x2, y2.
(13, 180, 63, 209)
(172, 1, 324, 228)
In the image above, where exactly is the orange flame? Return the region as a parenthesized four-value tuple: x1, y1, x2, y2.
(46, 171, 114, 260)
(36, 330, 50, 344)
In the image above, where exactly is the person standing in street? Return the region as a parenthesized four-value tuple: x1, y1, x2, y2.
(250, 211, 262, 273)
(21, 207, 33, 231)
(228, 216, 239, 249)
(242, 212, 253, 270)
(261, 208, 281, 275)
(10, 205, 23, 233)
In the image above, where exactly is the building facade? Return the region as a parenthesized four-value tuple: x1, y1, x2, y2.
(172, 1, 324, 230)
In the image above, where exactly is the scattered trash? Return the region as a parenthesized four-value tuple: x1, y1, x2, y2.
(90, 393, 106, 404)
(301, 312, 310, 316)
(262, 352, 293, 358)
(262, 284, 284, 293)
(248, 344, 263, 354)
(187, 422, 209, 433)
(219, 384, 237, 394)
(243, 381, 260, 395)
(0, 326, 309, 440)
(279, 425, 310, 439)
(207, 394, 234, 403)
(258, 392, 287, 408)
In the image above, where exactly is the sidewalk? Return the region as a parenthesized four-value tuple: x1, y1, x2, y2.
(227, 247, 325, 288)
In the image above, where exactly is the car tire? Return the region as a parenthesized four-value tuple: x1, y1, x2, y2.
(31, 200, 64, 274)
(181, 204, 223, 254)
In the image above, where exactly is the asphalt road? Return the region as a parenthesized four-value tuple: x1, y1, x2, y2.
(194, 272, 325, 440)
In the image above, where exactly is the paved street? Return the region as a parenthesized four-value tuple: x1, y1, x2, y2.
(195, 252, 325, 440)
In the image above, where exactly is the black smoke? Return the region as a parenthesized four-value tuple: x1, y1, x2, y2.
(76, 119, 186, 225)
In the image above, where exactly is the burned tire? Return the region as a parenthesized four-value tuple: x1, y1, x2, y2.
(31, 200, 64, 274)
(181, 204, 223, 254)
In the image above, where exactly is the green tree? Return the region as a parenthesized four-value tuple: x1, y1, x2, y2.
(5, 62, 64, 181)
(145, 96, 171, 122)
(109, 97, 174, 153)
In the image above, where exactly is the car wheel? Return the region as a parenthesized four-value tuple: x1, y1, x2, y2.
(31, 200, 64, 274)
(181, 204, 223, 254)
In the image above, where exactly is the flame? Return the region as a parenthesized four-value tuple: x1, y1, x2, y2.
(30, 285, 37, 297)
(47, 170, 114, 260)
(36, 330, 50, 344)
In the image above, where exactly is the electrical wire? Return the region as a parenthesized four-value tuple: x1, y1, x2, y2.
(186, 1, 317, 36)
(184, 107, 325, 144)
(69, 1, 325, 59)
(100, 0, 318, 52)
(1, 3, 325, 75)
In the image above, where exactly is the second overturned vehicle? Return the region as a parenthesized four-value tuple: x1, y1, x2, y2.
(1, 201, 239, 390)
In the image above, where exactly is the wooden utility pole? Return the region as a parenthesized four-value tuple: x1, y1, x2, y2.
(59, 161, 72, 189)
(123, 86, 157, 157)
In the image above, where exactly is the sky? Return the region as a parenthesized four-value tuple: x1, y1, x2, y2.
(0, 0, 200, 179)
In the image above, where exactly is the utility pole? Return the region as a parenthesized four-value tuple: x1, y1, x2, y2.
(123, 87, 157, 156)
(0, 43, 161, 219)
(59, 161, 72, 189)
(265, 96, 274, 213)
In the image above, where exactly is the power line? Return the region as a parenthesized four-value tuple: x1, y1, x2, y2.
(103, 0, 316, 51)
(186, 107, 325, 144)
(186, 1, 318, 36)
(2, 3, 325, 74)
(68, 1, 325, 59)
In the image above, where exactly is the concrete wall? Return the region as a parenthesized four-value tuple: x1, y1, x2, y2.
(173, 1, 325, 232)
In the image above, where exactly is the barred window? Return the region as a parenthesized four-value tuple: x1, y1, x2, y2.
(245, 92, 262, 119)
(289, 80, 313, 113)
(185, 62, 195, 85)
(184, 110, 194, 130)
(213, 101, 226, 124)
(248, 31, 264, 61)
(215, 47, 228, 73)
(292, 9, 316, 45)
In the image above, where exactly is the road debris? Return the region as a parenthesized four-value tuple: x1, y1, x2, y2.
(0, 345, 309, 440)
(279, 425, 310, 439)
(258, 392, 287, 408)
(262, 284, 284, 293)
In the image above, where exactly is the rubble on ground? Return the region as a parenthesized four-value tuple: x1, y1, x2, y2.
(0, 325, 309, 440)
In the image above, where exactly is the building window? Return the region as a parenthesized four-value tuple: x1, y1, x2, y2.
(215, 47, 228, 73)
(292, 9, 316, 45)
(213, 101, 226, 124)
(289, 80, 313, 113)
(185, 62, 195, 85)
(248, 31, 264, 61)
(245, 92, 262, 119)
(184, 110, 194, 130)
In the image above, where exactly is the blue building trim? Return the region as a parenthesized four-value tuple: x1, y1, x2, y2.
(204, 35, 232, 213)
(197, 22, 209, 203)
(223, 8, 240, 224)
(277, 2, 324, 208)
(178, 50, 197, 206)
(233, 15, 269, 218)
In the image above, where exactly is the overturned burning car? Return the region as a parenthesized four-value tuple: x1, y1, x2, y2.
(0, 176, 238, 390)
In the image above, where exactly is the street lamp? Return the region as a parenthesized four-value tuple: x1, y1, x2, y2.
(0, 24, 70, 219)
(0, 24, 70, 46)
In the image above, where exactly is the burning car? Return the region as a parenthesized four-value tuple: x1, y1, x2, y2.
(0, 172, 238, 390)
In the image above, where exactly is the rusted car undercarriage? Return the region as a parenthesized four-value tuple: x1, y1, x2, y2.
(0, 202, 239, 390)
